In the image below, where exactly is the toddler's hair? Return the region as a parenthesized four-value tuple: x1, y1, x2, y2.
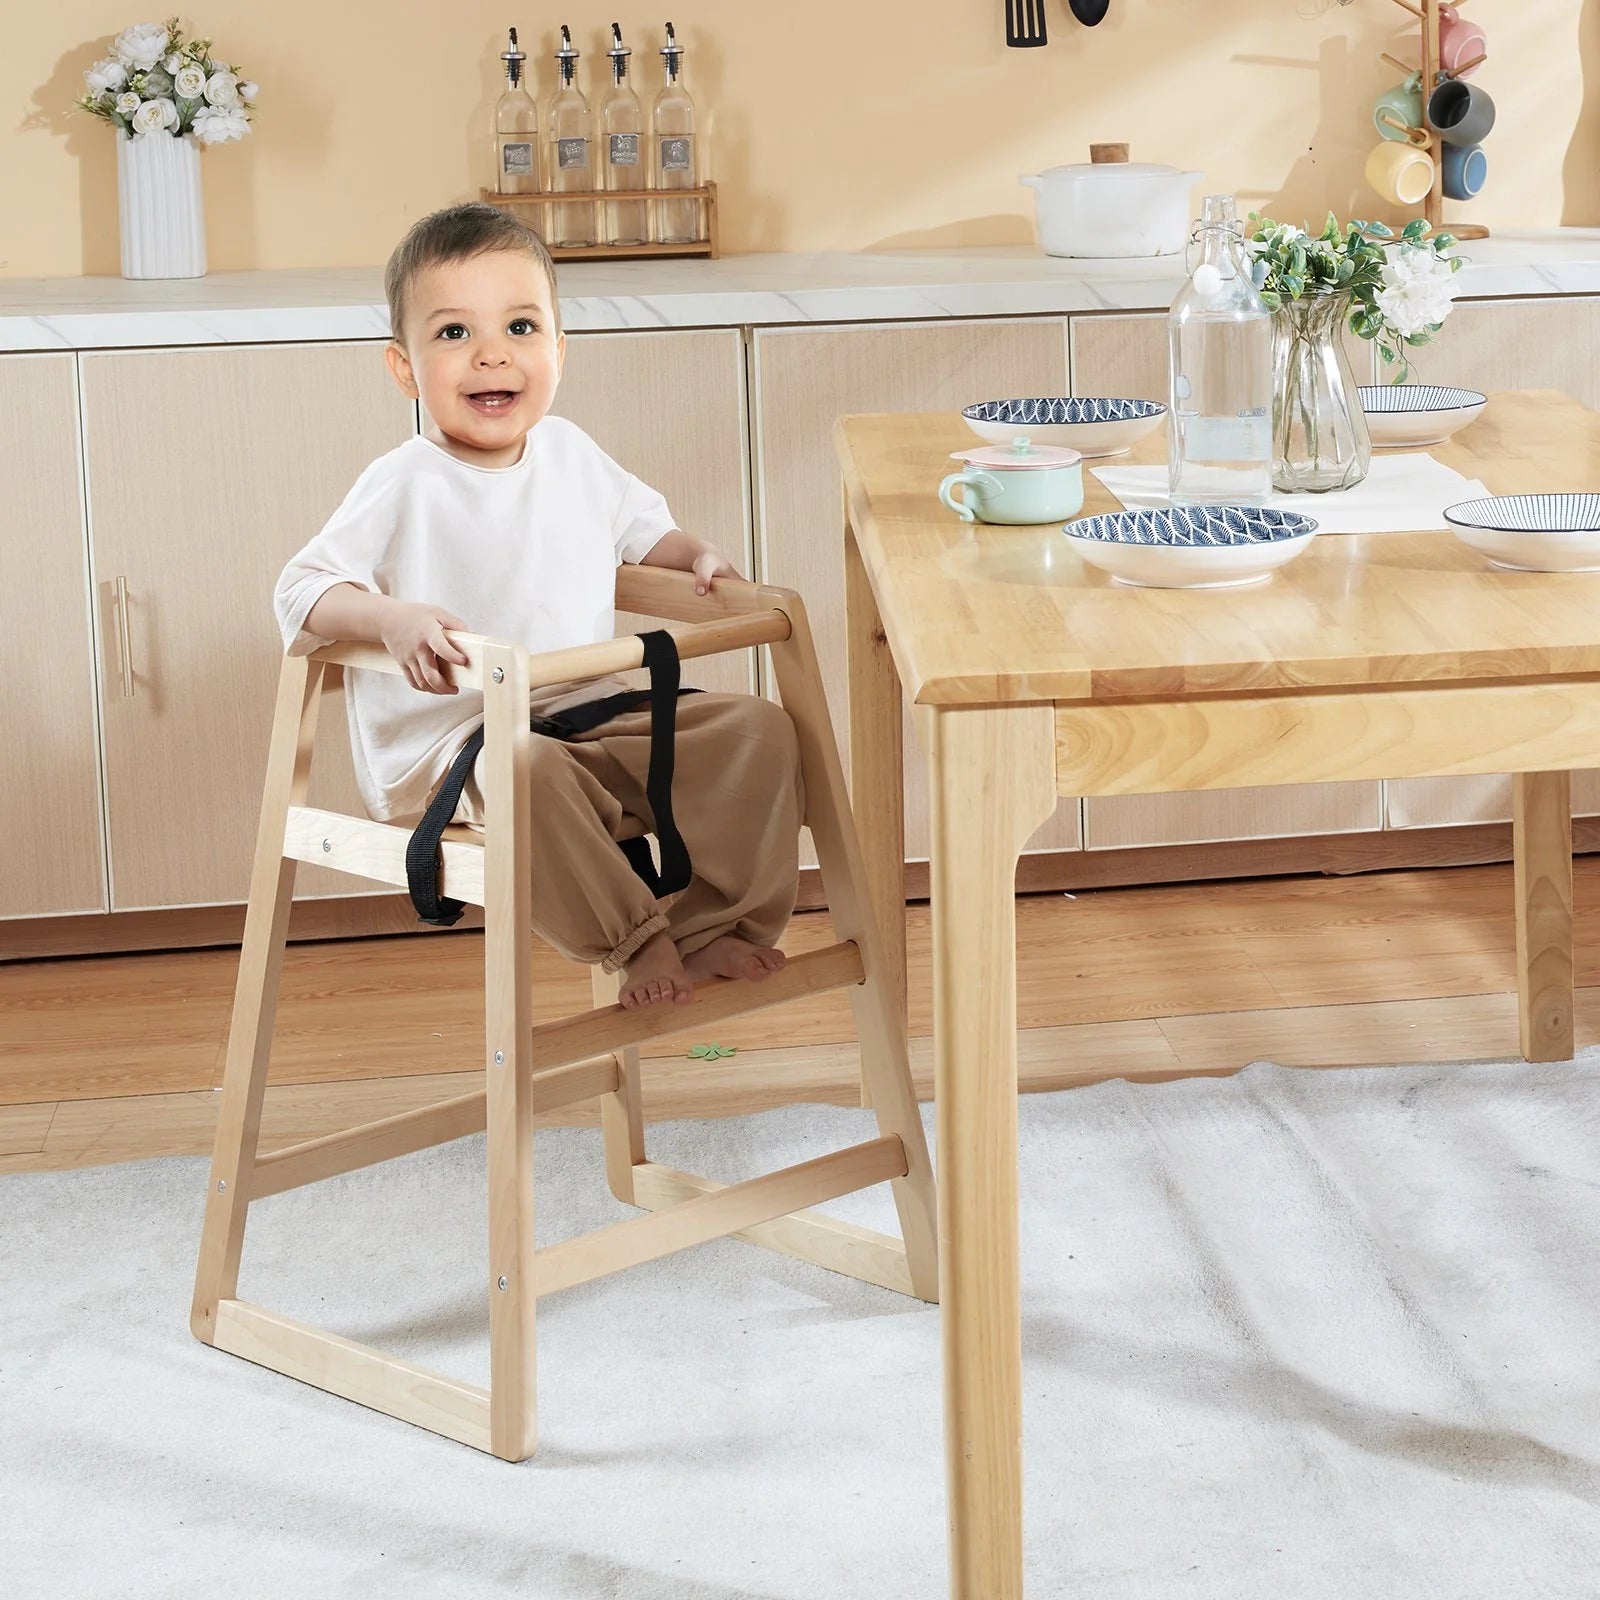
(384, 203, 561, 344)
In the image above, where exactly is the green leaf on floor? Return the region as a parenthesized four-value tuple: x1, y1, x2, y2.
(688, 1043, 738, 1060)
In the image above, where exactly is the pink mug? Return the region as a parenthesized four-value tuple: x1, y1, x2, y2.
(1438, 4, 1487, 76)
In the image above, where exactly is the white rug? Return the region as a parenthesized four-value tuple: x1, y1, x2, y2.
(5, 1055, 1600, 1599)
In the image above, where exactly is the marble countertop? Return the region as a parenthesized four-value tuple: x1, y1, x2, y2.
(5, 230, 1600, 352)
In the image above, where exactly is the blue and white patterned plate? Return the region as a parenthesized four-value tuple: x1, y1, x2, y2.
(962, 395, 1167, 456)
(1444, 493, 1600, 572)
(1358, 384, 1487, 447)
(1061, 505, 1320, 588)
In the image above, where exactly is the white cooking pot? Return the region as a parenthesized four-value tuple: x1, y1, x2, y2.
(1020, 158, 1203, 259)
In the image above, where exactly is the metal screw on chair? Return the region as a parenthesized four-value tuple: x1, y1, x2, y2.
(492, 667, 504, 684)
(497, 1276, 508, 1291)
(321, 839, 331, 853)
(494, 1050, 504, 1064)
(217, 1180, 226, 1192)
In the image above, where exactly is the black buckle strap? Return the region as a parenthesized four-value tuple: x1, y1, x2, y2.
(405, 631, 698, 928)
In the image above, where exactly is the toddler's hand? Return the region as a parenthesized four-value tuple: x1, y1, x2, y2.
(380, 599, 471, 694)
(691, 546, 739, 596)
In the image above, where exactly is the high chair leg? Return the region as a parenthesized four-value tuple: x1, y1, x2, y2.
(767, 593, 940, 1304)
(480, 640, 538, 1461)
(192, 653, 323, 1341)
(593, 967, 647, 1204)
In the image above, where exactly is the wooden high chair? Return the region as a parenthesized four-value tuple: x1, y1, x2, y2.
(191, 566, 938, 1460)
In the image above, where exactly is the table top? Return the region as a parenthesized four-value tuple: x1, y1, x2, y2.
(835, 390, 1600, 707)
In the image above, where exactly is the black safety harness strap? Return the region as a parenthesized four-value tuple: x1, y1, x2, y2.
(405, 629, 698, 928)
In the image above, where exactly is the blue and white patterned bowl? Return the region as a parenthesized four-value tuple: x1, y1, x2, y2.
(963, 396, 1167, 457)
(1443, 493, 1600, 572)
(1062, 505, 1321, 588)
(1358, 384, 1487, 447)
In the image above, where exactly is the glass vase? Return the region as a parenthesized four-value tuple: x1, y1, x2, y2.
(1270, 291, 1371, 493)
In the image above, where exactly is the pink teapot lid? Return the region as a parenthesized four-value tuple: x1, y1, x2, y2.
(948, 436, 1082, 471)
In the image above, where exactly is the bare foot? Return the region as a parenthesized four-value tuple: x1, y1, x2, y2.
(618, 931, 695, 1010)
(681, 935, 788, 986)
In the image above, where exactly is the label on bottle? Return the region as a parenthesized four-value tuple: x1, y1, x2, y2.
(608, 132, 640, 167)
(500, 141, 534, 177)
(557, 136, 589, 171)
(659, 135, 692, 172)
(1181, 411, 1270, 462)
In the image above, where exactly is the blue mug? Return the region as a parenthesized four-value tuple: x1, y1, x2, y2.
(1442, 142, 1487, 200)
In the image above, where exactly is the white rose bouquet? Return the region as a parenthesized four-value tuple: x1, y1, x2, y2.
(1248, 214, 1464, 383)
(76, 16, 258, 146)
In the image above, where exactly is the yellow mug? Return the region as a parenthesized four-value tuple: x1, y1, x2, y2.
(1366, 139, 1435, 206)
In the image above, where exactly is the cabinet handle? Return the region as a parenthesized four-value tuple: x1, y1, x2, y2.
(112, 575, 135, 700)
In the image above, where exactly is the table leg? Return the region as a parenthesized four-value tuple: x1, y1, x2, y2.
(1513, 770, 1575, 1062)
(846, 507, 906, 1108)
(926, 702, 1058, 1600)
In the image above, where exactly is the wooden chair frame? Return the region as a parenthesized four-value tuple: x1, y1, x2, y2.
(191, 566, 938, 1460)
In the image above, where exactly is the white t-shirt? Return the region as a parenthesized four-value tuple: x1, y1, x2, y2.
(274, 417, 676, 821)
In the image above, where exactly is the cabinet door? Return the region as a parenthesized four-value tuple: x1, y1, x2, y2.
(81, 344, 415, 910)
(1070, 313, 1382, 849)
(1402, 296, 1600, 407)
(1378, 296, 1600, 828)
(553, 329, 753, 695)
(1, 354, 106, 920)
(1386, 773, 1600, 829)
(754, 319, 1081, 866)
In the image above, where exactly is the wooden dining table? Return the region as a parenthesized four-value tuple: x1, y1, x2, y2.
(834, 389, 1600, 1598)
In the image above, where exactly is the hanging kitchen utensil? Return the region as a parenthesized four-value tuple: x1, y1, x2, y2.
(1006, 0, 1048, 47)
(1070, 0, 1110, 23)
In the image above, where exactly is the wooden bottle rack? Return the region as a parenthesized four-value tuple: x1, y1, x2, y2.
(1379, 0, 1489, 240)
(480, 181, 719, 262)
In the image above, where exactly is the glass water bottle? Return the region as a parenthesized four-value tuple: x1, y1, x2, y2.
(652, 22, 699, 244)
(1167, 194, 1273, 506)
(600, 22, 648, 246)
(494, 28, 540, 195)
(546, 25, 594, 247)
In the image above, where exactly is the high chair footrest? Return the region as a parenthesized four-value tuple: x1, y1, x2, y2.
(534, 1134, 908, 1296)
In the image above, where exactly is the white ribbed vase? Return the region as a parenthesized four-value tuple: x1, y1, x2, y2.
(116, 132, 206, 280)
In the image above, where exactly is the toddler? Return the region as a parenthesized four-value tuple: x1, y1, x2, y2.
(274, 203, 802, 1010)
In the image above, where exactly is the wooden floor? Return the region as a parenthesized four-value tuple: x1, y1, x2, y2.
(3, 857, 1597, 1174)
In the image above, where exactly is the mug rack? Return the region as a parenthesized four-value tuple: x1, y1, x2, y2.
(479, 182, 720, 262)
(1378, 0, 1489, 240)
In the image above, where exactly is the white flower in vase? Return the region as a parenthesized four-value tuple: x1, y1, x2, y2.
(115, 91, 141, 117)
(238, 80, 258, 103)
(203, 71, 240, 108)
(192, 104, 250, 144)
(111, 22, 170, 70)
(163, 51, 183, 72)
(84, 58, 128, 95)
(1373, 245, 1459, 340)
(131, 96, 179, 136)
(173, 63, 207, 100)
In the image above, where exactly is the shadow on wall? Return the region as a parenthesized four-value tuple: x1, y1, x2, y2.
(1563, 0, 1600, 224)
(1233, 30, 1385, 228)
(21, 43, 121, 275)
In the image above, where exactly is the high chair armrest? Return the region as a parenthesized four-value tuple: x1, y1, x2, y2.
(307, 603, 793, 693)
(615, 563, 801, 624)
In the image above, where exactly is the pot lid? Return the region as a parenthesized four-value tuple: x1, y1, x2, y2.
(948, 437, 1082, 470)
(1038, 161, 1192, 181)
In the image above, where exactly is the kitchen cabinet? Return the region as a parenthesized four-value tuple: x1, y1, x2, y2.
(753, 318, 1082, 865)
(553, 328, 754, 695)
(81, 343, 414, 910)
(2, 354, 106, 919)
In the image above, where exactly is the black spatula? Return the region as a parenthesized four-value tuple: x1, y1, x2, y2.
(1006, 0, 1048, 47)
(1070, 0, 1110, 22)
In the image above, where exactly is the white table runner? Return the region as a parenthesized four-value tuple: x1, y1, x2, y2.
(1090, 453, 1492, 534)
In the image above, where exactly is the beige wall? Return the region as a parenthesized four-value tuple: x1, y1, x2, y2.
(5, 0, 1596, 279)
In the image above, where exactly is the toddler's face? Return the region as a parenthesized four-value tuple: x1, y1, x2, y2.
(386, 249, 564, 469)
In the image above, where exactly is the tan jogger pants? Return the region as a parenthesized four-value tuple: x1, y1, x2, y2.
(448, 680, 804, 973)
